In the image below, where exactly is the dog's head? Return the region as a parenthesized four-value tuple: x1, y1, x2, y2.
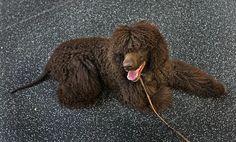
(110, 21, 169, 82)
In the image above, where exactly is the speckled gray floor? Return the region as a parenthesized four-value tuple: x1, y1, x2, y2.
(1, 0, 236, 142)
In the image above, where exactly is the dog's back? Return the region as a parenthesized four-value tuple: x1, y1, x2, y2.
(11, 37, 109, 93)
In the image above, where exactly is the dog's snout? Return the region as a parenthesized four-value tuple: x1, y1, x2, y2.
(123, 60, 134, 70)
(123, 53, 136, 71)
(123, 52, 141, 71)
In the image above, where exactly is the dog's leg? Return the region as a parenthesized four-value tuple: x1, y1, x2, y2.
(151, 86, 172, 112)
(169, 59, 227, 97)
(57, 59, 102, 109)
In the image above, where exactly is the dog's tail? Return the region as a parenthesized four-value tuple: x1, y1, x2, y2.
(11, 71, 50, 94)
(168, 59, 227, 97)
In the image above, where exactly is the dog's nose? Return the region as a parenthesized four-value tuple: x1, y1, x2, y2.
(123, 60, 134, 71)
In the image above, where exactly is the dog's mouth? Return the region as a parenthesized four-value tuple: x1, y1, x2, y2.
(126, 62, 146, 82)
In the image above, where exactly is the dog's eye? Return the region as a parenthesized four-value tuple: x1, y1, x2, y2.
(115, 53, 124, 62)
(138, 50, 147, 57)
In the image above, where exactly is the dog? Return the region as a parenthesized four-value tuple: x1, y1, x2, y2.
(11, 21, 227, 112)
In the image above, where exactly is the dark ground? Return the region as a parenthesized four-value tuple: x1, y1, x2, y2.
(1, 0, 236, 142)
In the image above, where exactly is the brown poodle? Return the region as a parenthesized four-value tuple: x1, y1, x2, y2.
(11, 21, 227, 112)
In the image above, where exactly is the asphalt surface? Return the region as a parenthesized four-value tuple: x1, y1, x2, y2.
(1, 0, 236, 142)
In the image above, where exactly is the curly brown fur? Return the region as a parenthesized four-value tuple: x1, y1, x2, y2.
(11, 21, 227, 112)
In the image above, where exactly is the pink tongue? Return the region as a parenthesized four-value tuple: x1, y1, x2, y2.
(127, 70, 139, 81)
